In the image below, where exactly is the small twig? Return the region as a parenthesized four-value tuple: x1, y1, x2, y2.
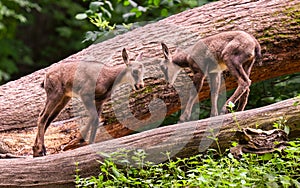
(0, 153, 26, 159)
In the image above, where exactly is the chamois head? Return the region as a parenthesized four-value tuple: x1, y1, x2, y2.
(160, 43, 185, 86)
(122, 48, 145, 90)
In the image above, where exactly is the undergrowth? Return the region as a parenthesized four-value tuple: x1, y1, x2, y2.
(75, 140, 300, 188)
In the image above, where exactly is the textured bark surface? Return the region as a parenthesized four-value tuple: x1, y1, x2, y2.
(0, 97, 300, 187)
(0, 0, 299, 134)
(230, 128, 289, 158)
(0, 0, 300, 185)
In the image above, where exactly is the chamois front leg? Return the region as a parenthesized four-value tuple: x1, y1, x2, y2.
(209, 72, 222, 116)
(80, 95, 99, 143)
(179, 72, 205, 122)
(64, 94, 100, 151)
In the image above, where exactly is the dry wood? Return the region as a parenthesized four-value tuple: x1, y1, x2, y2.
(0, 97, 299, 187)
(230, 128, 289, 158)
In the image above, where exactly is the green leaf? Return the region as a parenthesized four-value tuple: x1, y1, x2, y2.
(231, 141, 238, 147)
(161, 8, 168, 17)
(261, 96, 275, 103)
(75, 13, 87, 20)
(111, 166, 120, 178)
(56, 26, 72, 38)
(291, 179, 300, 188)
(101, 7, 112, 18)
(0, 22, 5, 30)
(0, 70, 10, 82)
(227, 101, 235, 109)
(104, 1, 114, 11)
(284, 125, 290, 135)
(130, 7, 142, 18)
(154, 0, 160, 6)
(89, 1, 104, 12)
(123, 0, 130, 6)
(260, 153, 273, 161)
(128, 0, 138, 7)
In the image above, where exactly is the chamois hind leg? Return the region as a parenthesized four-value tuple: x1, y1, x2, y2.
(80, 95, 99, 144)
(208, 72, 222, 116)
(63, 98, 104, 151)
(33, 92, 70, 157)
(89, 100, 105, 143)
(179, 72, 205, 122)
(222, 57, 251, 113)
(236, 59, 255, 111)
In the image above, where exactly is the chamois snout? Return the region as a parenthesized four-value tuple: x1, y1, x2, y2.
(130, 61, 145, 90)
(134, 82, 144, 90)
(133, 71, 144, 89)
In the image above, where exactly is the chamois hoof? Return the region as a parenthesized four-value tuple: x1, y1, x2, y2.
(32, 145, 46, 157)
(62, 137, 88, 151)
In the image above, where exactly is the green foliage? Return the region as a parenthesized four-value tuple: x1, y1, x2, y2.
(247, 73, 300, 109)
(0, 0, 40, 82)
(273, 116, 290, 135)
(0, 1, 92, 84)
(75, 140, 300, 187)
(76, 0, 215, 42)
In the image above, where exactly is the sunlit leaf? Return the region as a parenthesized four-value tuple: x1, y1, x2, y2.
(89, 1, 104, 12)
(75, 13, 87, 20)
(161, 8, 168, 17)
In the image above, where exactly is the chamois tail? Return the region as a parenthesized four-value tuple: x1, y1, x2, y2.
(254, 41, 262, 66)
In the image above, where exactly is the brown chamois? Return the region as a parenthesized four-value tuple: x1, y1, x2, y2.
(33, 49, 145, 157)
(160, 31, 262, 122)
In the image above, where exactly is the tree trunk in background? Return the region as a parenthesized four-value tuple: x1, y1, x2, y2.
(0, 0, 299, 135)
(0, 97, 300, 187)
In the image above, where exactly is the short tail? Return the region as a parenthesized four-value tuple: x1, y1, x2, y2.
(254, 41, 262, 66)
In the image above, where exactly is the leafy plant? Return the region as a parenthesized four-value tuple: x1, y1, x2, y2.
(0, 0, 93, 84)
(75, 0, 215, 42)
(0, 0, 40, 82)
(75, 139, 300, 187)
(273, 116, 290, 135)
(224, 101, 241, 131)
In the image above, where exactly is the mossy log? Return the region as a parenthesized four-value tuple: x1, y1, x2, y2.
(0, 98, 300, 187)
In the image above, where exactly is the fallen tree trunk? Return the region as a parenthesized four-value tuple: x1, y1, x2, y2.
(0, 0, 299, 135)
(0, 97, 299, 187)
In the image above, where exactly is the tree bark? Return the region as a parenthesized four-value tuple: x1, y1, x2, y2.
(0, 97, 300, 187)
(0, 0, 299, 134)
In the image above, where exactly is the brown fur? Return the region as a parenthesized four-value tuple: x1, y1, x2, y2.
(33, 49, 145, 157)
(161, 31, 262, 122)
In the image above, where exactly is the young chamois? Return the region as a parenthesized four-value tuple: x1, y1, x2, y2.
(33, 49, 145, 157)
(160, 31, 262, 122)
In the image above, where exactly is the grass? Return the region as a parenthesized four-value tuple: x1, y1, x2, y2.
(75, 139, 300, 188)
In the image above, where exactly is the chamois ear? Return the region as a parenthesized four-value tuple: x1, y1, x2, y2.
(161, 42, 170, 60)
(135, 52, 143, 61)
(122, 48, 129, 66)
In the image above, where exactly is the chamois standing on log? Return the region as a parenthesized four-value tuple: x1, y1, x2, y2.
(160, 31, 262, 122)
(33, 49, 145, 157)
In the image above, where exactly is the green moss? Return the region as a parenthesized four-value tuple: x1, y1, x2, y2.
(284, 4, 300, 25)
(257, 28, 276, 42)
